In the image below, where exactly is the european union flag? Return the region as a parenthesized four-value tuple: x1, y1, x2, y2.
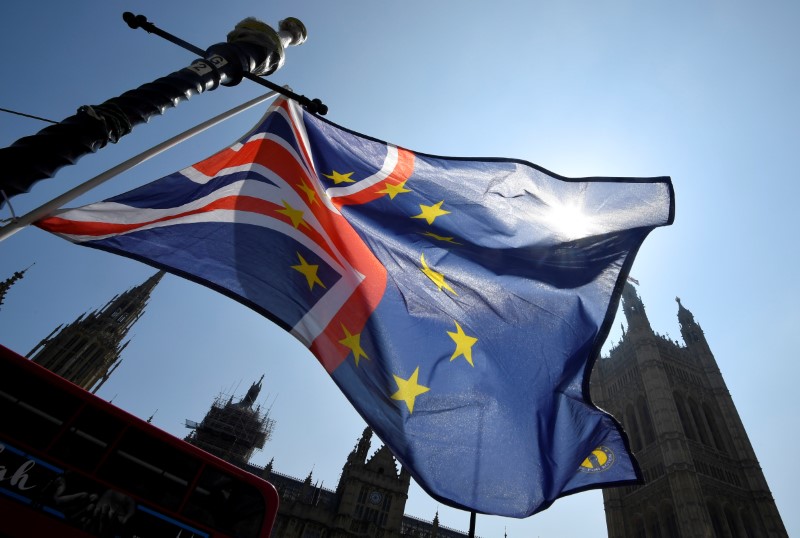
(38, 98, 674, 517)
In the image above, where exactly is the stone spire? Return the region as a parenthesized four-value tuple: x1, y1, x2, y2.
(239, 374, 265, 408)
(0, 266, 30, 312)
(28, 270, 165, 392)
(621, 282, 651, 333)
(349, 426, 372, 464)
(676, 296, 704, 345)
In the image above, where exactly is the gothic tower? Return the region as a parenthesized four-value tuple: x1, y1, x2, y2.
(184, 376, 276, 468)
(27, 270, 164, 392)
(266, 427, 413, 537)
(591, 284, 787, 537)
(333, 427, 411, 536)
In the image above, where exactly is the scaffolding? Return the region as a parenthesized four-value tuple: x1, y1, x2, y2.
(185, 388, 276, 467)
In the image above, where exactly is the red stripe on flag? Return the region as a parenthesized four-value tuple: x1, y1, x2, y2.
(37, 196, 281, 237)
(37, 194, 344, 270)
(331, 148, 416, 207)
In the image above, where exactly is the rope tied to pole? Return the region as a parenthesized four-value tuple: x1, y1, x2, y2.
(77, 103, 133, 144)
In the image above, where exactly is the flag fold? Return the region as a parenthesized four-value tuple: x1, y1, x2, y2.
(38, 98, 674, 517)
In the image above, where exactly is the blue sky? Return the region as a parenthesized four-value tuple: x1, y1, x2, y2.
(2, 1, 799, 536)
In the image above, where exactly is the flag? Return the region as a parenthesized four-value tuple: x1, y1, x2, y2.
(38, 98, 674, 517)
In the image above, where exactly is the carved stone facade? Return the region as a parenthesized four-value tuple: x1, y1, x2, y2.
(27, 271, 164, 392)
(591, 285, 787, 537)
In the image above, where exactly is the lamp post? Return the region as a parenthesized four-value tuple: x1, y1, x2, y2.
(0, 15, 307, 203)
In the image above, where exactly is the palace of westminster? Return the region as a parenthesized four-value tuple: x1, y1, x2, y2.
(0, 268, 788, 537)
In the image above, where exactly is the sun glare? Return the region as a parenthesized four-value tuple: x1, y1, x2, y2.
(544, 201, 593, 240)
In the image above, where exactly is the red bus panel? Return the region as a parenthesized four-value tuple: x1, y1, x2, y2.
(0, 344, 278, 537)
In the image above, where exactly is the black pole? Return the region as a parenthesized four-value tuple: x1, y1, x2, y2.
(122, 13, 327, 117)
(0, 14, 306, 203)
(469, 511, 477, 538)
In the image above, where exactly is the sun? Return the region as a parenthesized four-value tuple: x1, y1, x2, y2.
(544, 200, 593, 240)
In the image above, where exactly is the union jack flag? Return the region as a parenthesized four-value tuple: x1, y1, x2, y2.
(38, 98, 674, 517)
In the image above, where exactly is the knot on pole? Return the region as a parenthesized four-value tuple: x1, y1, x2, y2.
(227, 17, 307, 76)
(77, 103, 133, 144)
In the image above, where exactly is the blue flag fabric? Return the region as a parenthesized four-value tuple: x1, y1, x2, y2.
(39, 98, 674, 517)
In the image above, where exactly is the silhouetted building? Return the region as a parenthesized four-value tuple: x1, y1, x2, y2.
(591, 285, 787, 537)
(0, 266, 30, 312)
(187, 377, 471, 537)
(184, 376, 276, 468)
(256, 427, 472, 538)
(27, 271, 164, 392)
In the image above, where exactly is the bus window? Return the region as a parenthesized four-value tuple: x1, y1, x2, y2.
(183, 466, 266, 538)
(50, 405, 126, 472)
(97, 426, 201, 511)
(0, 358, 82, 450)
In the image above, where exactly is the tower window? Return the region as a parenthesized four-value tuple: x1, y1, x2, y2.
(708, 502, 726, 536)
(661, 503, 679, 536)
(688, 398, 711, 446)
(673, 393, 696, 440)
(111, 307, 129, 323)
(703, 402, 726, 452)
(637, 397, 656, 446)
(625, 404, 642, 452)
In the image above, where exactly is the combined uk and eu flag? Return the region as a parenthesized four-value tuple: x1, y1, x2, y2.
(37, 98, 674, 517)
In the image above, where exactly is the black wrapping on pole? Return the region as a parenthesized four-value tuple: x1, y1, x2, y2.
(0, 15, 302, 203)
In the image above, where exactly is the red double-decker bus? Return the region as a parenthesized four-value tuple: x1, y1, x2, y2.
(0, 344, 278, 537)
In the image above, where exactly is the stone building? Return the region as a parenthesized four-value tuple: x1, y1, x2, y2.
(27, 270, 163, 392)
(186, 378, 471, 537)
(590, 284, 787, 537)
(253, 426, 471, 538)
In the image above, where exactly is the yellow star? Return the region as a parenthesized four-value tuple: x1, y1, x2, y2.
(291, 253, 326, 291)
(276, 200, 309, 229)
(447, 321, 478, 367)
(339, 324, 369, 367)
(420, 254, 457, 295)
(323, 170, 355, 184)
(412, 201, 450, 225)
(297, 180, 319, 205)
(422, 231, 461, 245)
(391, 367, 430, 413)
(378, 179, 412, 200)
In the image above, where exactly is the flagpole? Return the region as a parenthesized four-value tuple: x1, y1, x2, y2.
(0, 14, 308, 203)
(469, 511, 477, 538)
(0, 90, 279, 243)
